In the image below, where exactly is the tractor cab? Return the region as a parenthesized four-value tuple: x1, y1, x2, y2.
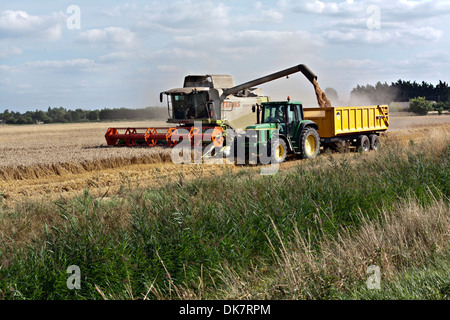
(260, 100, 304, 140)
(242, 99, 320, 163)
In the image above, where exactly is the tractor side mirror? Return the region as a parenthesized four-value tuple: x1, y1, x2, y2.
(252, 105, 256, 112)
(159, 92, 164, 103)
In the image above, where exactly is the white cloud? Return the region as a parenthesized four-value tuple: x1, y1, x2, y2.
(0, 44, 22, 58)
(394, 50, 450, 70)
(382, 0, 450, 20)
(17, 83, 32, 89)
(323, 25, 443, 45)
(102, 3, 138, 17)
(26, 59, 97, 72)
(97, 51, 137, 63)
(75, 80, 89, 87)
(157, 65, 182, 72)
(400, 26, 443, 42)
(166, 29, 322, 67)
(77, 27, 136, 48)
(137, 0, 230, 32)
(290, 0, 449, 46)
(292, 0, 450, 18)
(0, 10, 64, 41)
(293, 0, 363, 16)
(247, 2, 284, 23)
(323, 30, 356, 42)
(335, 58, 380, 69)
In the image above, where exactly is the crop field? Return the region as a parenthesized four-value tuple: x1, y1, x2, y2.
(0, 114, 449, 300)
(0, 115, 449, 203)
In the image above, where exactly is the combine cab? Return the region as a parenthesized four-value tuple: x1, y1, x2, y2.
(104, 64, 325, 149)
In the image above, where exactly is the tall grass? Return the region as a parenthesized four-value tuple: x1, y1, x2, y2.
(241, 195, 449, 300)
(0, 136, 448, 299)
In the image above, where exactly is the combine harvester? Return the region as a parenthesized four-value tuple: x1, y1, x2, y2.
(104, 64, 324, 148)
(104, 64, 389, 162)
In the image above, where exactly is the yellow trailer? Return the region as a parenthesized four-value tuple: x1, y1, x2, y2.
(300, 104, 389, 153)
(237, 102, 390, 163)
(303, 105, 389, 138)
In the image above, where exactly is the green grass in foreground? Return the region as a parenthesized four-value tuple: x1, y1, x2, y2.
(338, 253, 449, 300)
(0, 138, 448, 299)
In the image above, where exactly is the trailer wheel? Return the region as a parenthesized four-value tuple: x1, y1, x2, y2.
(299, 127, 320, 159)
(369, 134, 380, 150)
(268, 138, 287, 163)
(356, 135, 370, 152)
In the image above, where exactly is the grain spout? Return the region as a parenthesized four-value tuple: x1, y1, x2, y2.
(313, 78, 332, 108)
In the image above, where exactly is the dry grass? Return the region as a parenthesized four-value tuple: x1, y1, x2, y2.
(0, 152, 172, 181)
(211, 194, 449, 300)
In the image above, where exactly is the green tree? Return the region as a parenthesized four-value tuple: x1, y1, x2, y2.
(87, 110, 99, 121)
(409, 97, 433, 115)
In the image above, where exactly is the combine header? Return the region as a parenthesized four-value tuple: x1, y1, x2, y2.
(104, 126, 225, 147)
(104, 64, 326, 148)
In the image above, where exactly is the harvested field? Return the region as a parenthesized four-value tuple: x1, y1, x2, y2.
(0, 115, 449, 205)
(0, 121, 170, 168)
(389, 113, 450, 130)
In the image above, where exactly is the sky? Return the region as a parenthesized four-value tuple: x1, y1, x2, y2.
(1, 0, 449, 112)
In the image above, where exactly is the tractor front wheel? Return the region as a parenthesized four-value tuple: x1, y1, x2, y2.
(299, 127, 320, 159)
(267, 138, 288, 164)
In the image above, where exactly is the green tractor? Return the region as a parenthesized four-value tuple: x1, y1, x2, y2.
(233, 99, 321, 164)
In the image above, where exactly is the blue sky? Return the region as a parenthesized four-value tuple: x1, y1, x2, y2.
(1, 0, 449, 111)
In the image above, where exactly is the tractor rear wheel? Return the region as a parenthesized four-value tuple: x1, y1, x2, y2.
(298, 127, 320, 159)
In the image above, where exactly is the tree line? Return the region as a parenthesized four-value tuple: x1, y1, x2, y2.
(0, 106, 168, 125)
(349, 79, 450, 105)
(2, 79, 449, 124)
